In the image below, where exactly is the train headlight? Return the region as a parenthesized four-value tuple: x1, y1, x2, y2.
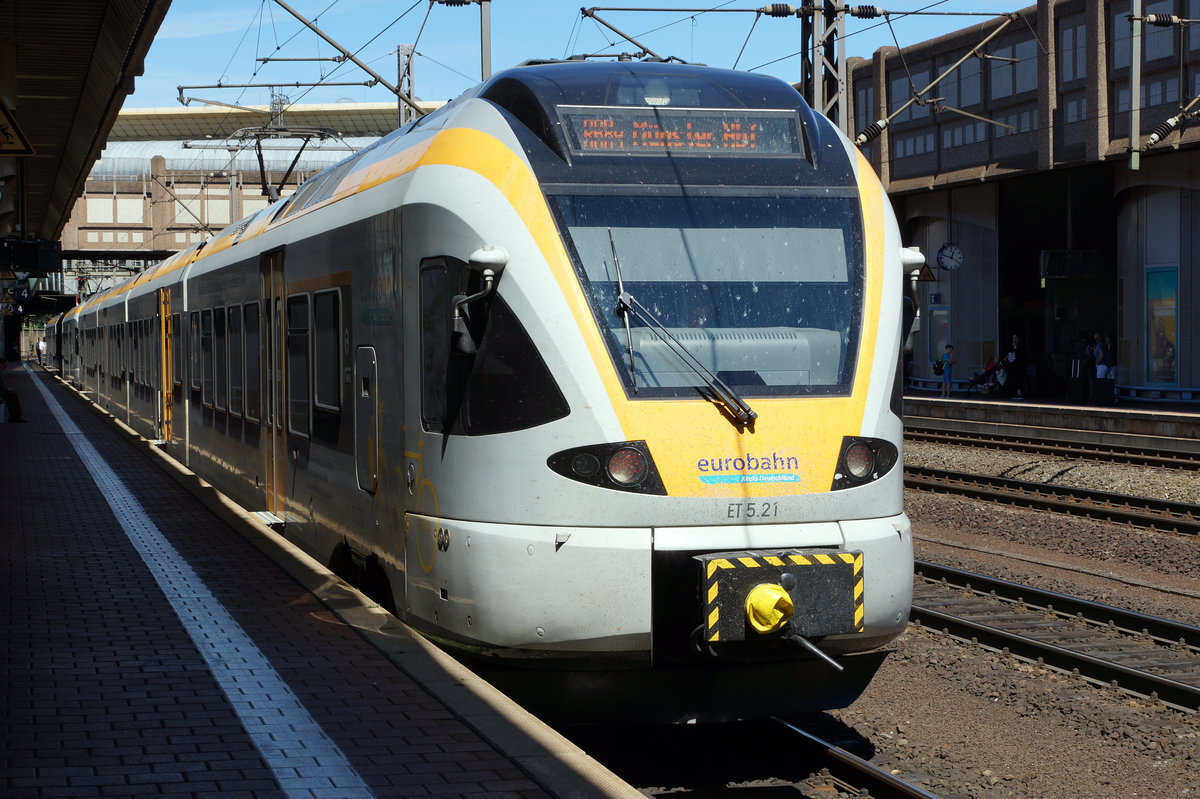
(831, 436, 899, 490)
(570, 452, 602, 478)
(547, 441, 667, 495)
(607, 447, 649, 486)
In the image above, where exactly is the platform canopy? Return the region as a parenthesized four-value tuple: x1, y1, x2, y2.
(0, 0, 172, 242)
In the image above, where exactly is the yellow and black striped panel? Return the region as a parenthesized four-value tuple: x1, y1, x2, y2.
(701, 550, 864, 643)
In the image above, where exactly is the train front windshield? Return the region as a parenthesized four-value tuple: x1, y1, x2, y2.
(549, 192, 865, 399)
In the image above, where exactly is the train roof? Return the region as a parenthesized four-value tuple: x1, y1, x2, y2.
(481, 60, 807, 110)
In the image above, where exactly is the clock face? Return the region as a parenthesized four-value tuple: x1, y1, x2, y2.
(937, 243, 963, 271)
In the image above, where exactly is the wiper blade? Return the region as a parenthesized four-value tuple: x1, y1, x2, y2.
(617, 289, 758, 427)
(608, 229, 638, 394)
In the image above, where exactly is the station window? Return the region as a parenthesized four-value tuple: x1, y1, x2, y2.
(1193, 0, 1200, 51)
(286, 295, 310, 436)
(1060, 24, 1086, 84)
(229, 305, 244, 417)
(214, 307, 227, 412)
(245, 302, 261, 423)
(889, 70, 929, 124)
(854, 83, 874, 130)
(1112, 11, 1131, 69)
(313, 289, 341, 412)
(959, 57, 980, 106)
(201, 309, 213, 407)
(1144, 0, 1174, 60)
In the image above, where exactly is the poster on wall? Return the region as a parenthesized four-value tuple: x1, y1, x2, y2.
(1146, 269, 1177, 385)
(929, 306, 949, 376)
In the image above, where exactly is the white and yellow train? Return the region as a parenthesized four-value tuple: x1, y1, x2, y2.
(48, 61, 914, 722)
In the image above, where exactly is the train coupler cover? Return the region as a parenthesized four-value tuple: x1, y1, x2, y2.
(697, 550, 864, 643)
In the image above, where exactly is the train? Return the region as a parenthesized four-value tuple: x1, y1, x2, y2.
(47, 60, 915, 723)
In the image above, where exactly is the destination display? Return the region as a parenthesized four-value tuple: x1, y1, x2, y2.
(558, 106, 803, 156)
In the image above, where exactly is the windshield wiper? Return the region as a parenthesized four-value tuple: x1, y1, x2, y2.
(607, 230, 757, 426)
(608, 229, 638, 394)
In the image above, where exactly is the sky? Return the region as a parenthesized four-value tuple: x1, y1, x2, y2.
(130, 0, 1019, 111)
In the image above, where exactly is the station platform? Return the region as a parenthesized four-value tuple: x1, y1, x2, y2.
(903, 393, 1200, 454)
(1, 361, 640, 799)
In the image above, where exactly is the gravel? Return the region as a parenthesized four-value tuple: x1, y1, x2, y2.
(823, 441, 1200, 798)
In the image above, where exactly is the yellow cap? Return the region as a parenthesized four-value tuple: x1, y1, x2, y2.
(745, 583, 794, 633)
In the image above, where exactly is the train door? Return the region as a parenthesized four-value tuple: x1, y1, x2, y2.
(157, 288, 173, 442)
(262, 249, 288, 519)
(354, 347, 379, 493)
(401, 256, 454, 616)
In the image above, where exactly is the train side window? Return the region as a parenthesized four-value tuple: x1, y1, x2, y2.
(244, 302, 261, 422)
(172, 313, 182, 388)
(286, 294, 311, 437)
(190, 312, 201, 392)
(420, 261, 450, 432)
(313, 289, 340, 412)
(461, 295, 570, 435)
(214, 307, 228, 412)
(145, 319, 153, 389)
(139, 319, 147, 387)
(201, 309, 213, 407)
(229, 305, 244, 417)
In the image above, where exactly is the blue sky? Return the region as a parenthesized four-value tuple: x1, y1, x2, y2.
(131, 1, 1016, 109)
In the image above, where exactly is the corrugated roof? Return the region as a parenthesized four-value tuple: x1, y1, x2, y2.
(88, 137, 380, 178)
(108, 101, 443, 141)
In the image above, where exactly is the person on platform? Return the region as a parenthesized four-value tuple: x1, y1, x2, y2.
(37, 338, 46, 365)
(0, 358, 26, 422)
(1003, 333, 1025, 399)
(1094, 331, 1110, 380)
(936, 344, 956, 398)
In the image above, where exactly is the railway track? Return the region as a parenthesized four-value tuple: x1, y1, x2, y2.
(912, 560, 1200, 712)
(904, 465, 1200, 536)
(771, 718, 943, 799)
(905, 427, 1200, 471)
(560, 718, 942, 798)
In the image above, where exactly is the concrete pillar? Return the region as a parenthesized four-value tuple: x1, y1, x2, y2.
(150, 156, 172, 252)
(1038, 0, 1058, 171)
(1085, 0, 1109, 161)
(874, 47, 896, 188)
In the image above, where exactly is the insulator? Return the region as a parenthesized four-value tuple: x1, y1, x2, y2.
(1144, 116, 1179, 148)
(854, 120, 886, 146)
(1143, 14, 1180, 26)
(439, 0, 473, 5)
(850, 6, 883, 19)
(761, 4, 795, 17)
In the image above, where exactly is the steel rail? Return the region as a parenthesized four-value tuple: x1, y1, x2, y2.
(904, 466, 1200, 536)
(905, 428, 1200, 470)
(915, 560, 1200, 648)
(909, 605, 1200, 712)
(772, 718, 944, 799)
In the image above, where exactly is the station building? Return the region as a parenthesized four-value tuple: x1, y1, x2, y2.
(851, 0, 1200, 402)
